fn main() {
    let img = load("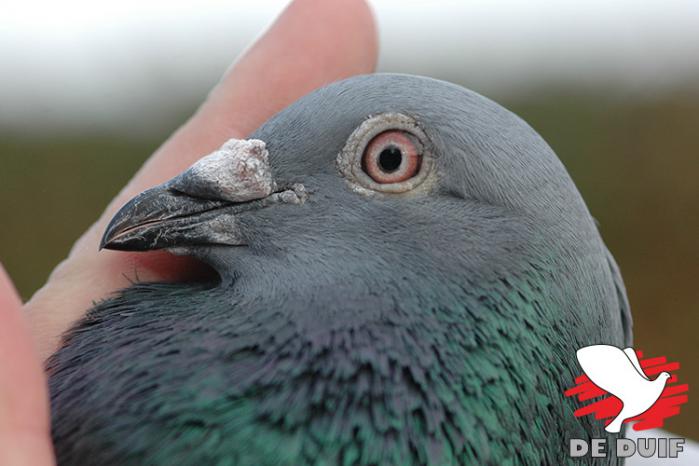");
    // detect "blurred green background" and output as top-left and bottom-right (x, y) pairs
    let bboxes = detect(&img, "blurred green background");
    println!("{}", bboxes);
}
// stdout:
(1, 0), (697, 442)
